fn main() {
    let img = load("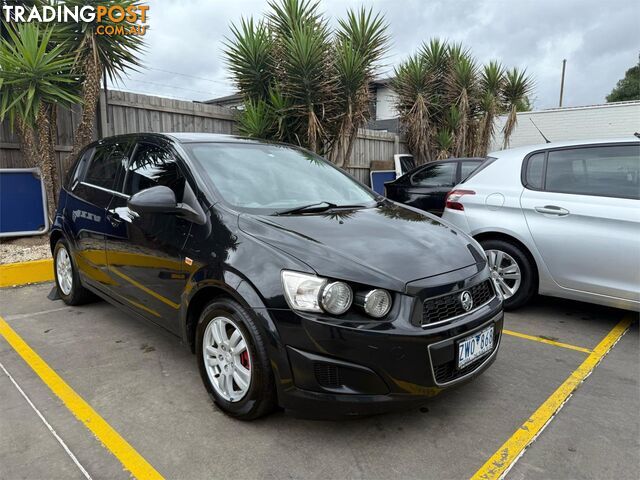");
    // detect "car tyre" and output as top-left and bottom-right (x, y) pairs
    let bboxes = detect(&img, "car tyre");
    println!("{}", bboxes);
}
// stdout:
(196, 297), (277, 420)
(53, 239), (95, 306)
(480, 239), (536, 310)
